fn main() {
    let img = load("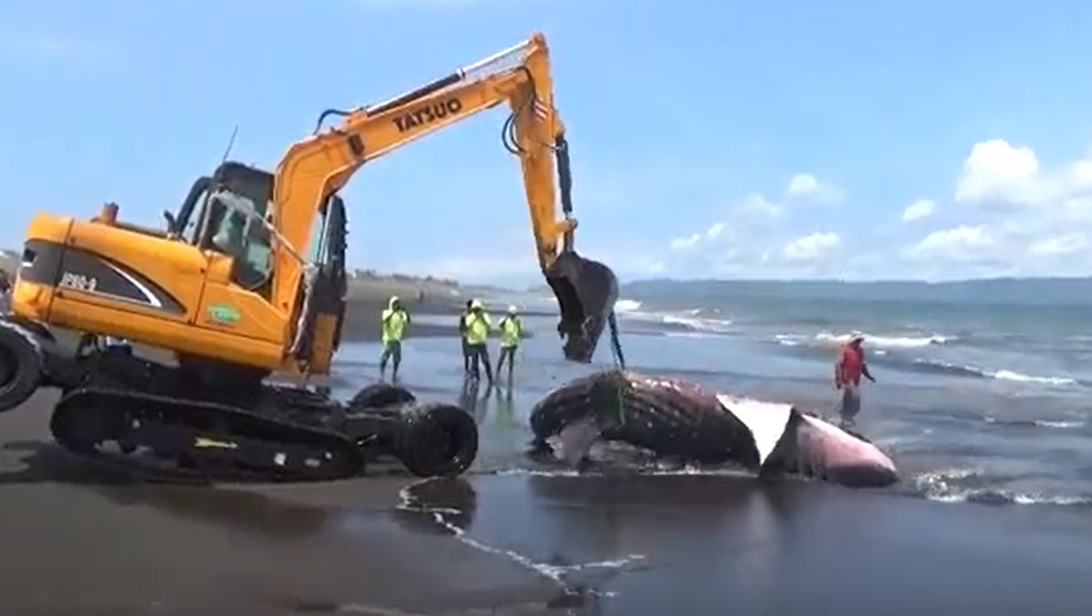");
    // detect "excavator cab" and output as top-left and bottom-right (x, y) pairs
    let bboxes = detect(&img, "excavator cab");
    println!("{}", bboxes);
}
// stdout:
(165, 162), (350, 372)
